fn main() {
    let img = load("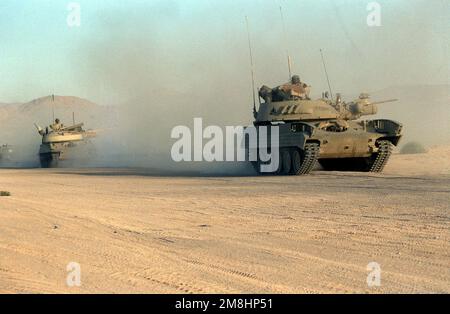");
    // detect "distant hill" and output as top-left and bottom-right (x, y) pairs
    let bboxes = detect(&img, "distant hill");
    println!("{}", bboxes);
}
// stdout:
(18, 95), (97, 113)
(0, 95), (114, 126)
(0, 96), (116, 162)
